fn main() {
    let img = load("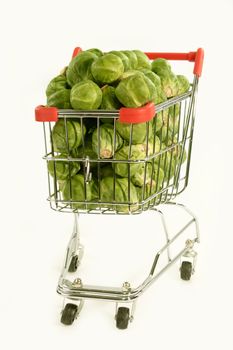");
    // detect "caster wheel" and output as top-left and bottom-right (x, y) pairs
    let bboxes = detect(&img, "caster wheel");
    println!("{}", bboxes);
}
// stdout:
(180, 261), (192, 281)
(61, 303), (78, 325)
(116, 307), (130, 330)
(68, 255), (79, 272)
